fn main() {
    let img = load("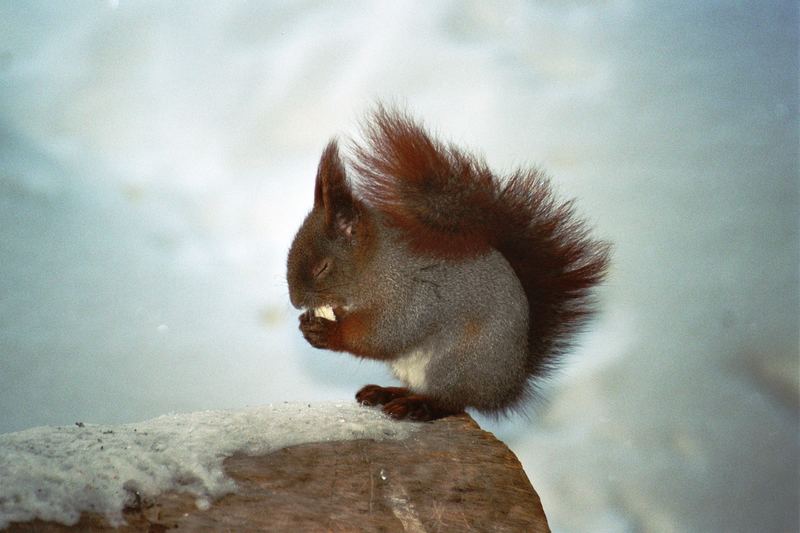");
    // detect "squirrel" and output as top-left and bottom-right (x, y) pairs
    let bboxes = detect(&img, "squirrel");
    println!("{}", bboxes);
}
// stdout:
(286, 106), (610, 421)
